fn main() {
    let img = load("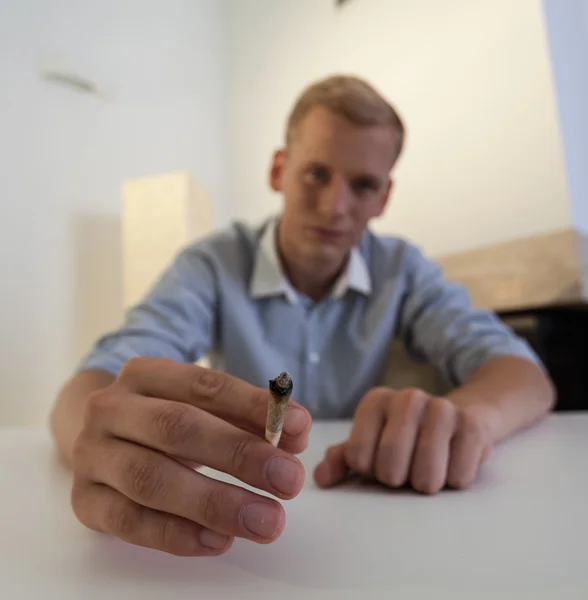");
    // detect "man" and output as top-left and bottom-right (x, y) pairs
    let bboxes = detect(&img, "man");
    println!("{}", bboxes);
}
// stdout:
(50, 75), (555, 558)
